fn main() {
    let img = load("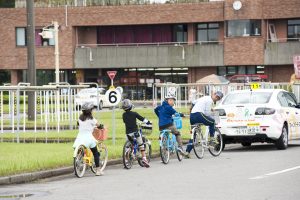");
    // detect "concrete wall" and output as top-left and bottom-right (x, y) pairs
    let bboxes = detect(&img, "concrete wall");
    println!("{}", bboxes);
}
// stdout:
(74, 44), (224, 69)
(264, 42), (300, 65)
